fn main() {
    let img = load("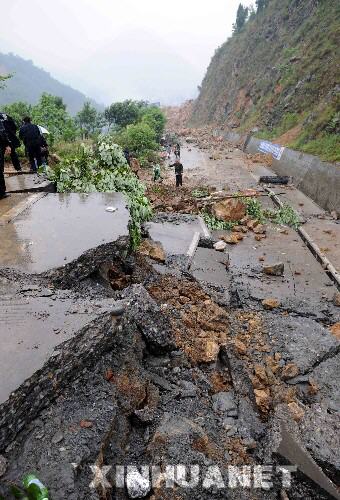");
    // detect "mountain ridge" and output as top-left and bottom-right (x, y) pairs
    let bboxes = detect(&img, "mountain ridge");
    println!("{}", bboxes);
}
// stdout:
(0, 52), (103, 115)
